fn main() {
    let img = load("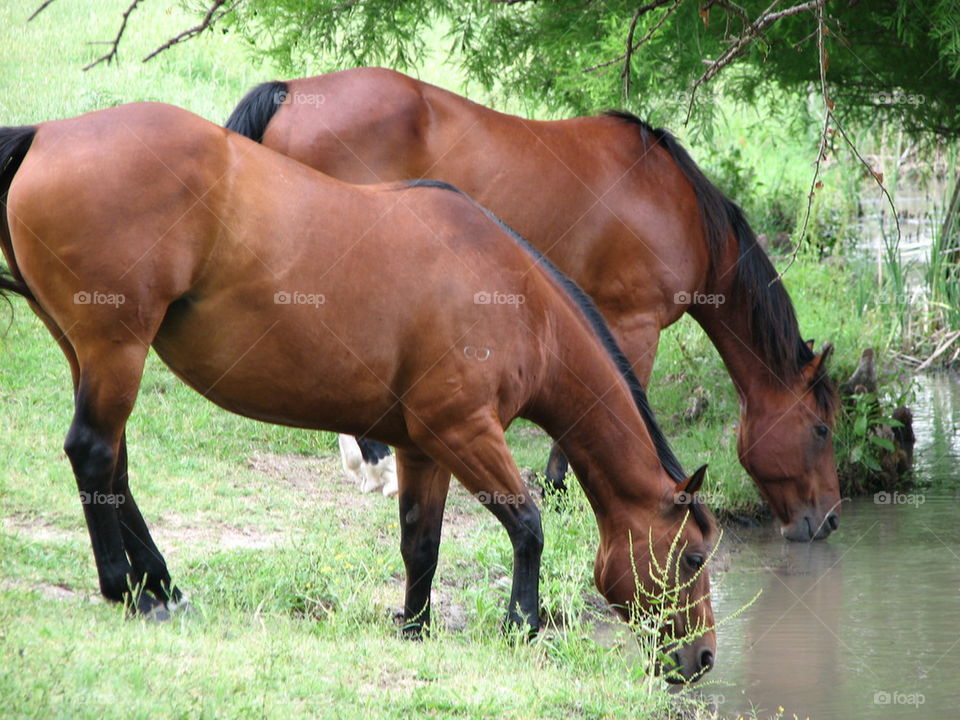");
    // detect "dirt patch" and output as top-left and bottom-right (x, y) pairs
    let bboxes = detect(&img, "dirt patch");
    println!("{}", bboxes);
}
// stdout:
(246, 451), (387, 510)
(150, 512), (288, 553)
(2, 514), (80, 545)
(0, 577), (83, 602)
